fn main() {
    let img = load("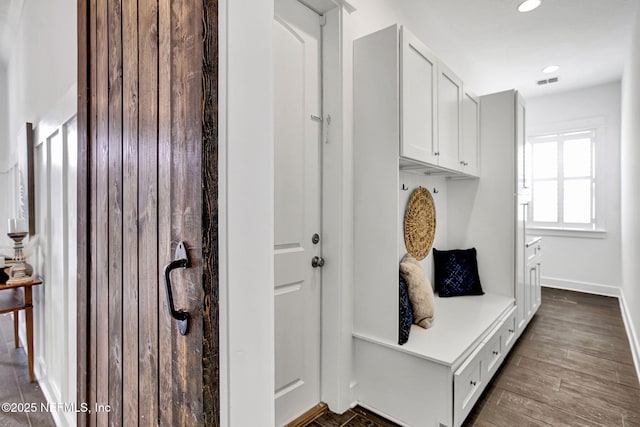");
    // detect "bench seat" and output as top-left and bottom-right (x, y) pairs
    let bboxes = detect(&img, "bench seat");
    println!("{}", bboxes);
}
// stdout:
(353, 292), (516, 427)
